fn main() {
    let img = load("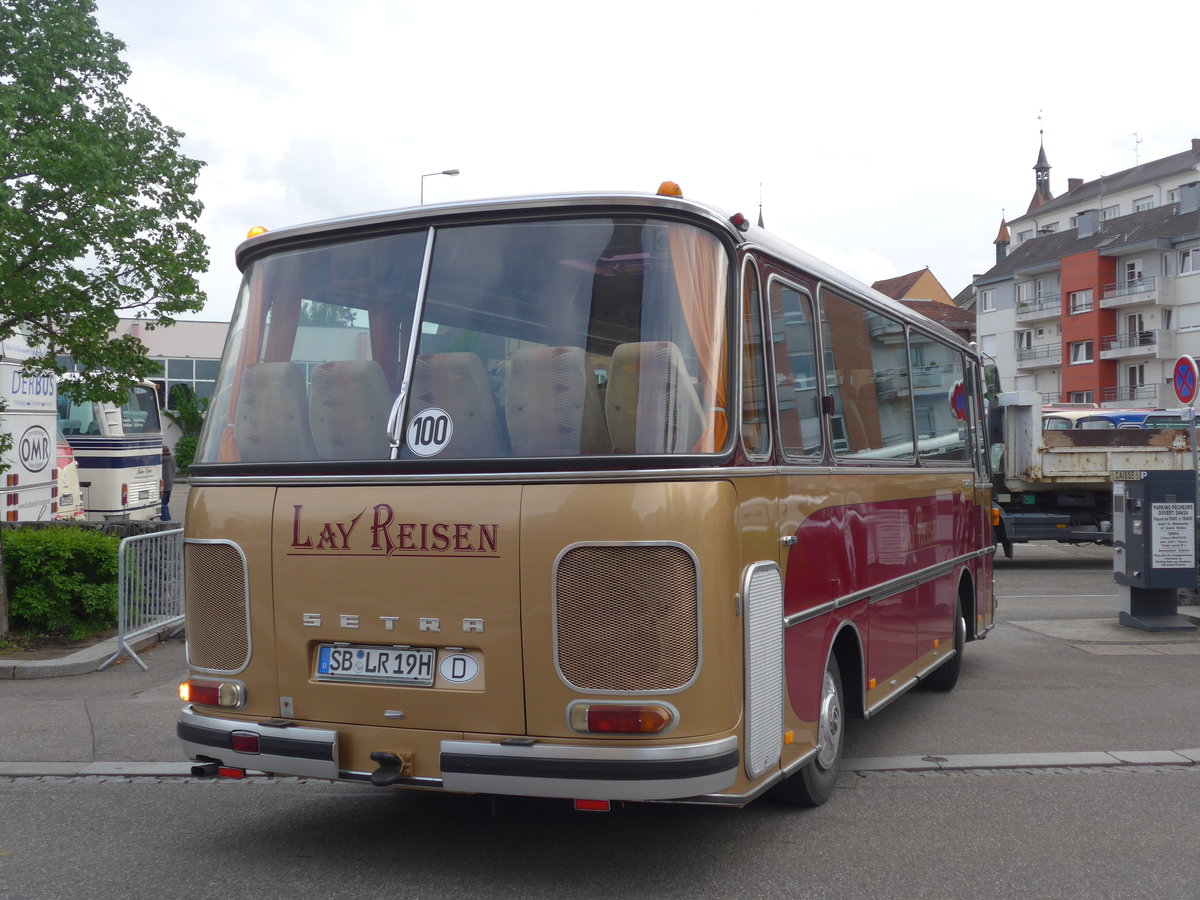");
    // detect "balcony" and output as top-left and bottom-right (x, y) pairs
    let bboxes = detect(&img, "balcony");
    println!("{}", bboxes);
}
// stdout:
(1015, 295), (1063, 323)
(1102, 384), (1162, 406)
(1100, 330), (1173, 360)
(1099, 276), (1174, 309)
(1016, 344), (1062, 370)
